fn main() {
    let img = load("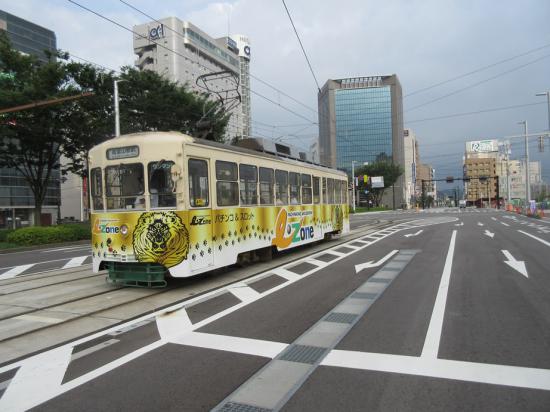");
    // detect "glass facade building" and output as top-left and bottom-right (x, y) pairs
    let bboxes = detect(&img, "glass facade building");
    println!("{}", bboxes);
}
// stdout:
(0, 10), (59, 227)
(335, 86), (393, 172)
(318, 75), (404, 207)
